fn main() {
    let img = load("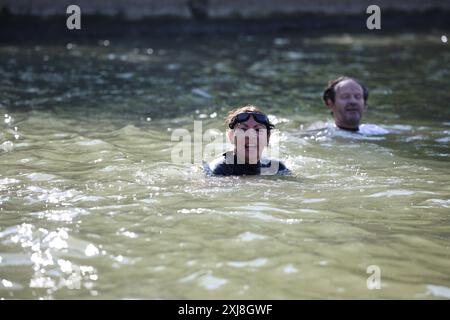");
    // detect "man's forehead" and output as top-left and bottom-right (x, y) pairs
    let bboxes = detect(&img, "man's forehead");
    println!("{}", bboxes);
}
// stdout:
(335, 79), (363, 93)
